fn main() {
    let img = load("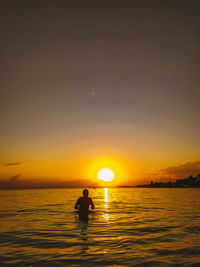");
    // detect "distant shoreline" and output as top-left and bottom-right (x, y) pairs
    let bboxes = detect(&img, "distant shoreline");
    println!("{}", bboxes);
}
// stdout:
(136, 174), (200, 188)
(1, 174), (200, 190)
(0, 186), (200, 190)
